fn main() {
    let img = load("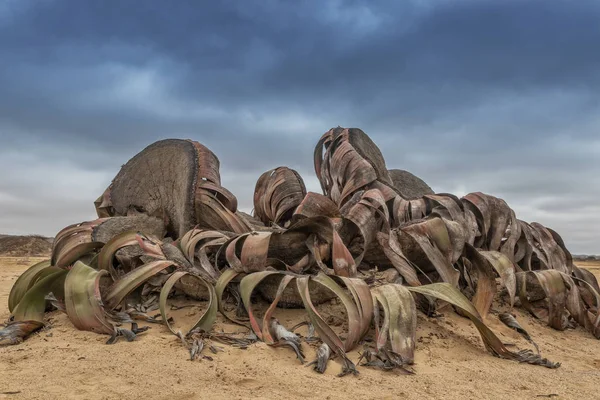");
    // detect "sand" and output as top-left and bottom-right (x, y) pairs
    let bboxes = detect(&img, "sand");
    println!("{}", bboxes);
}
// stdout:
(2, 256), (600, 400)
